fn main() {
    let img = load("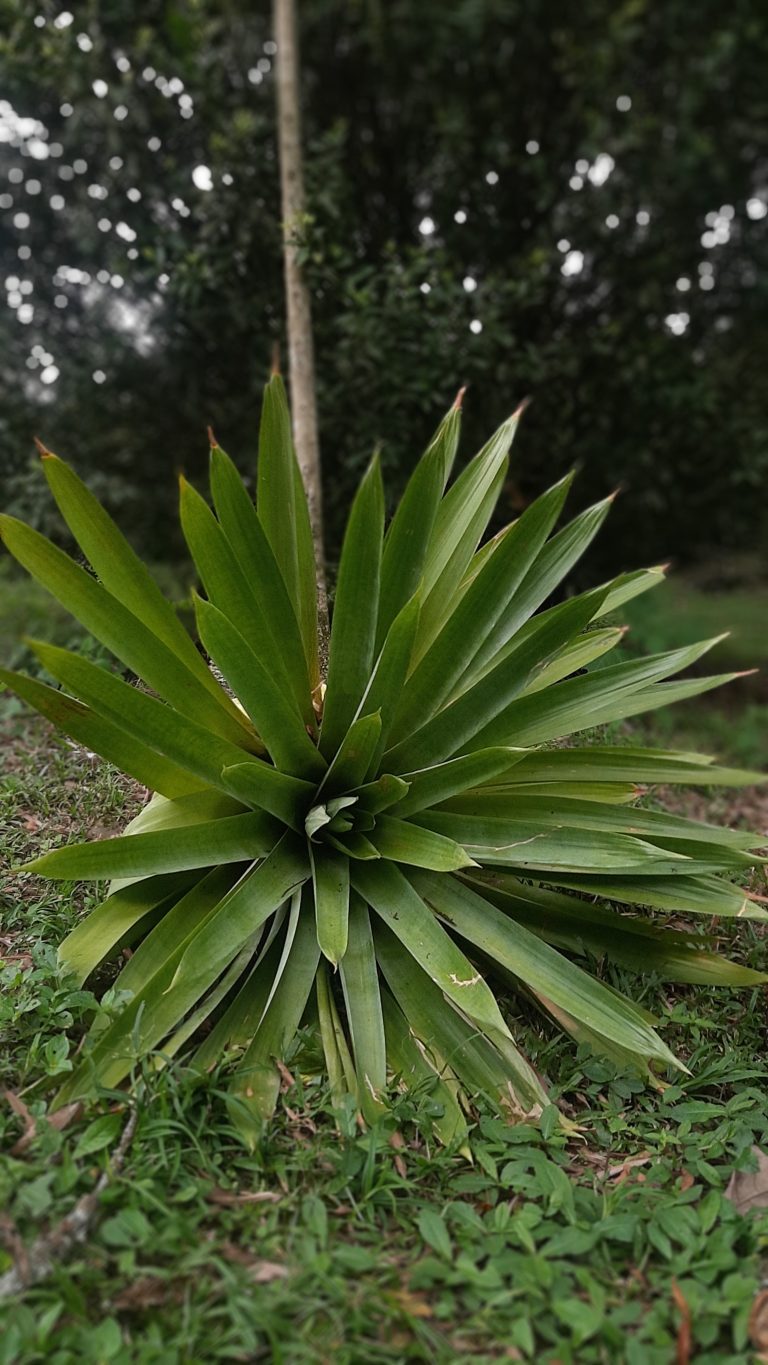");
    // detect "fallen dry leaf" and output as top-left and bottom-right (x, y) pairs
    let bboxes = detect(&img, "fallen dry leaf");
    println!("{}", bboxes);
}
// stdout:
(607, 1151), (652, 1182)
(248, 1260), (289, 1283)
(5, 1091), (37, 1153)
(749, 1290), (768, 1354)
(724, 1147), (768, 1215)
(206, 1188), (281, 1207)
(113, 1276), (183, 1311)
(672, 1279), (692, 1365)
